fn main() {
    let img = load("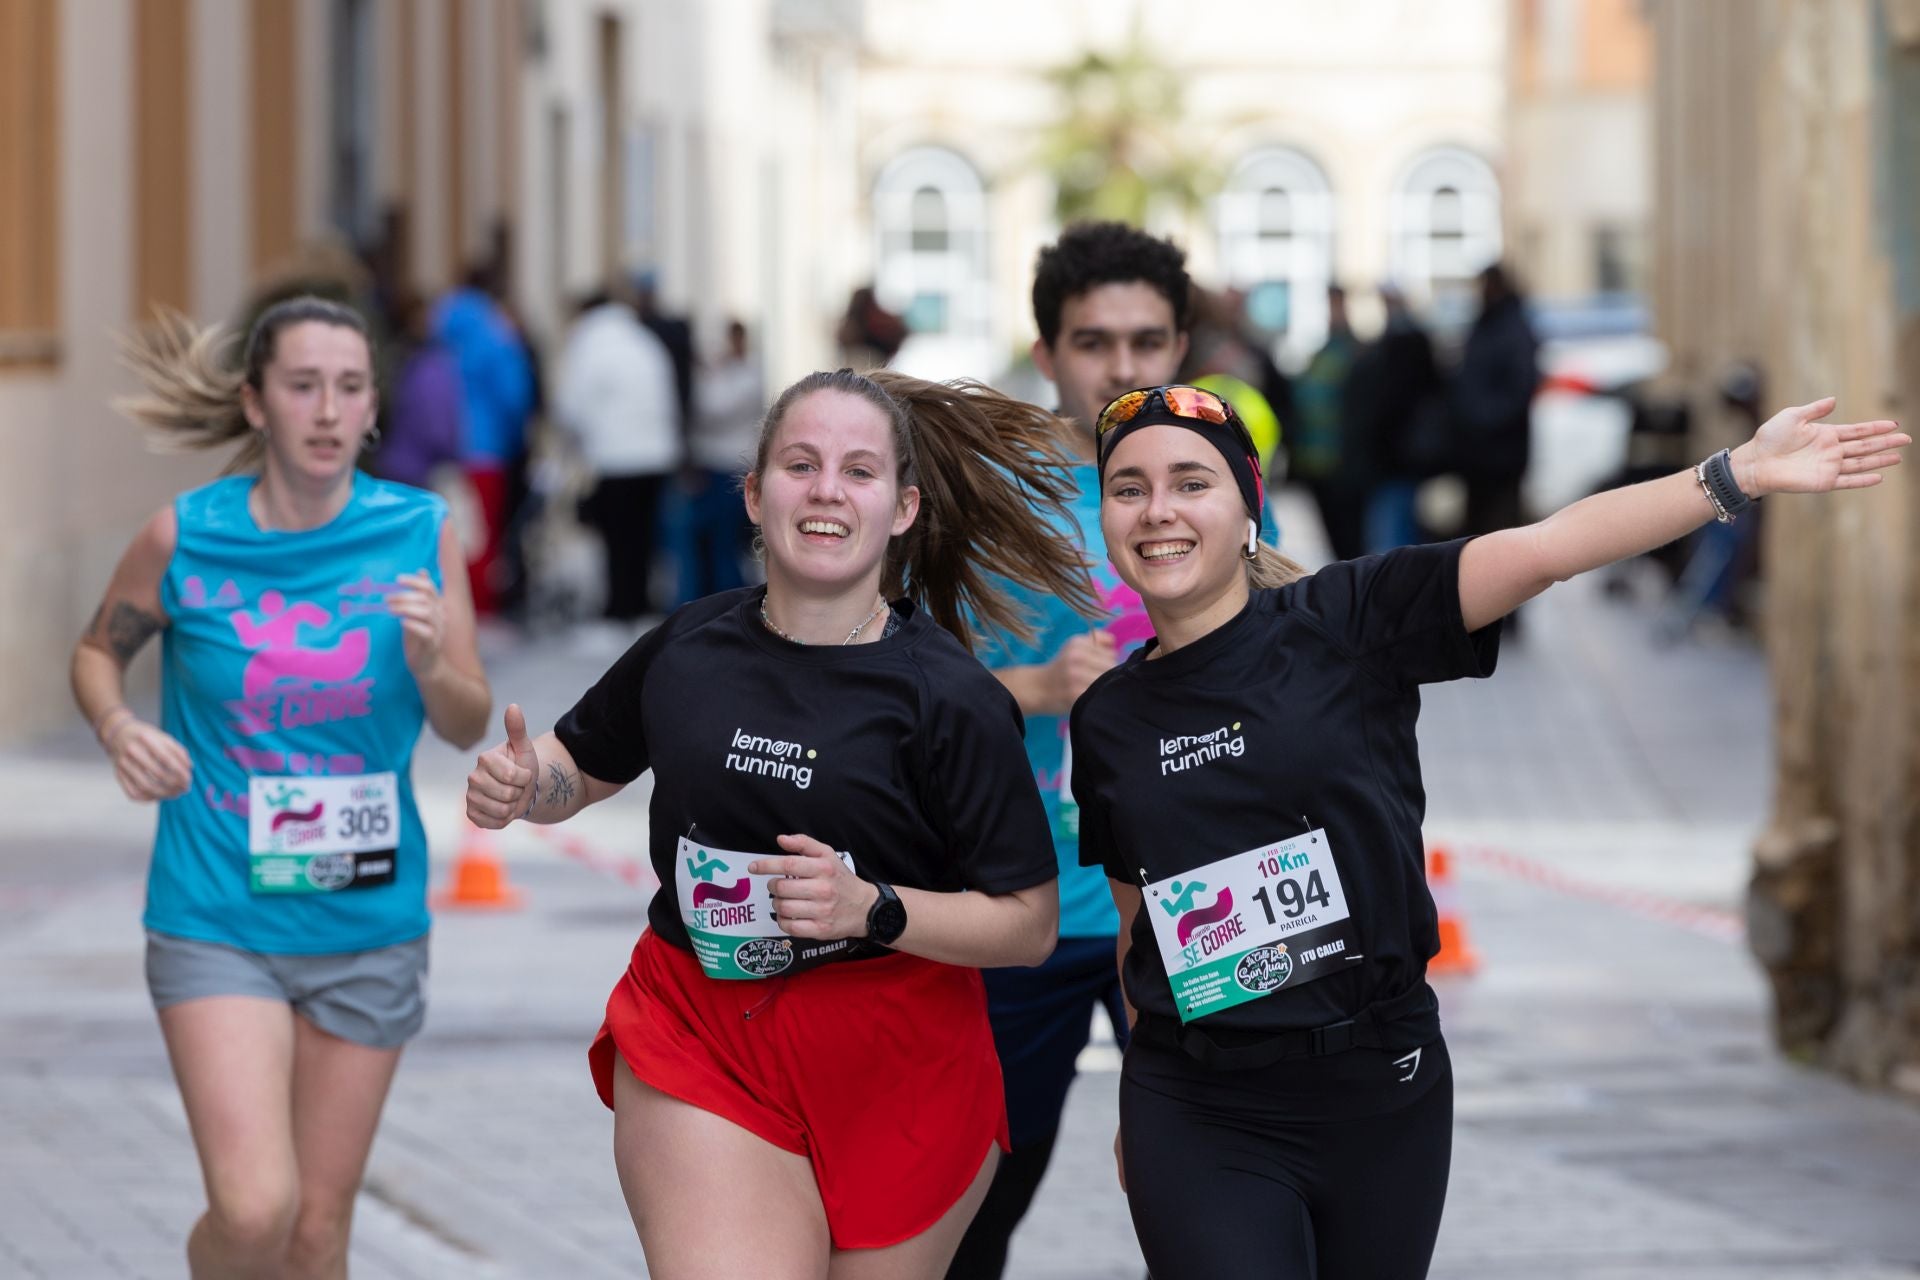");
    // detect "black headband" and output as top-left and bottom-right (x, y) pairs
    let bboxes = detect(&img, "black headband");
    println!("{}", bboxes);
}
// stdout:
(1095, 390), (1266, 537)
